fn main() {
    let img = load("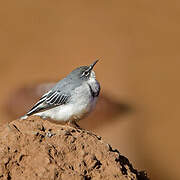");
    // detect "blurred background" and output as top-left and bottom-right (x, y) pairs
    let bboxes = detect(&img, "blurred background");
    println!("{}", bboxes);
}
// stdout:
(0, 0), (180, 179)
